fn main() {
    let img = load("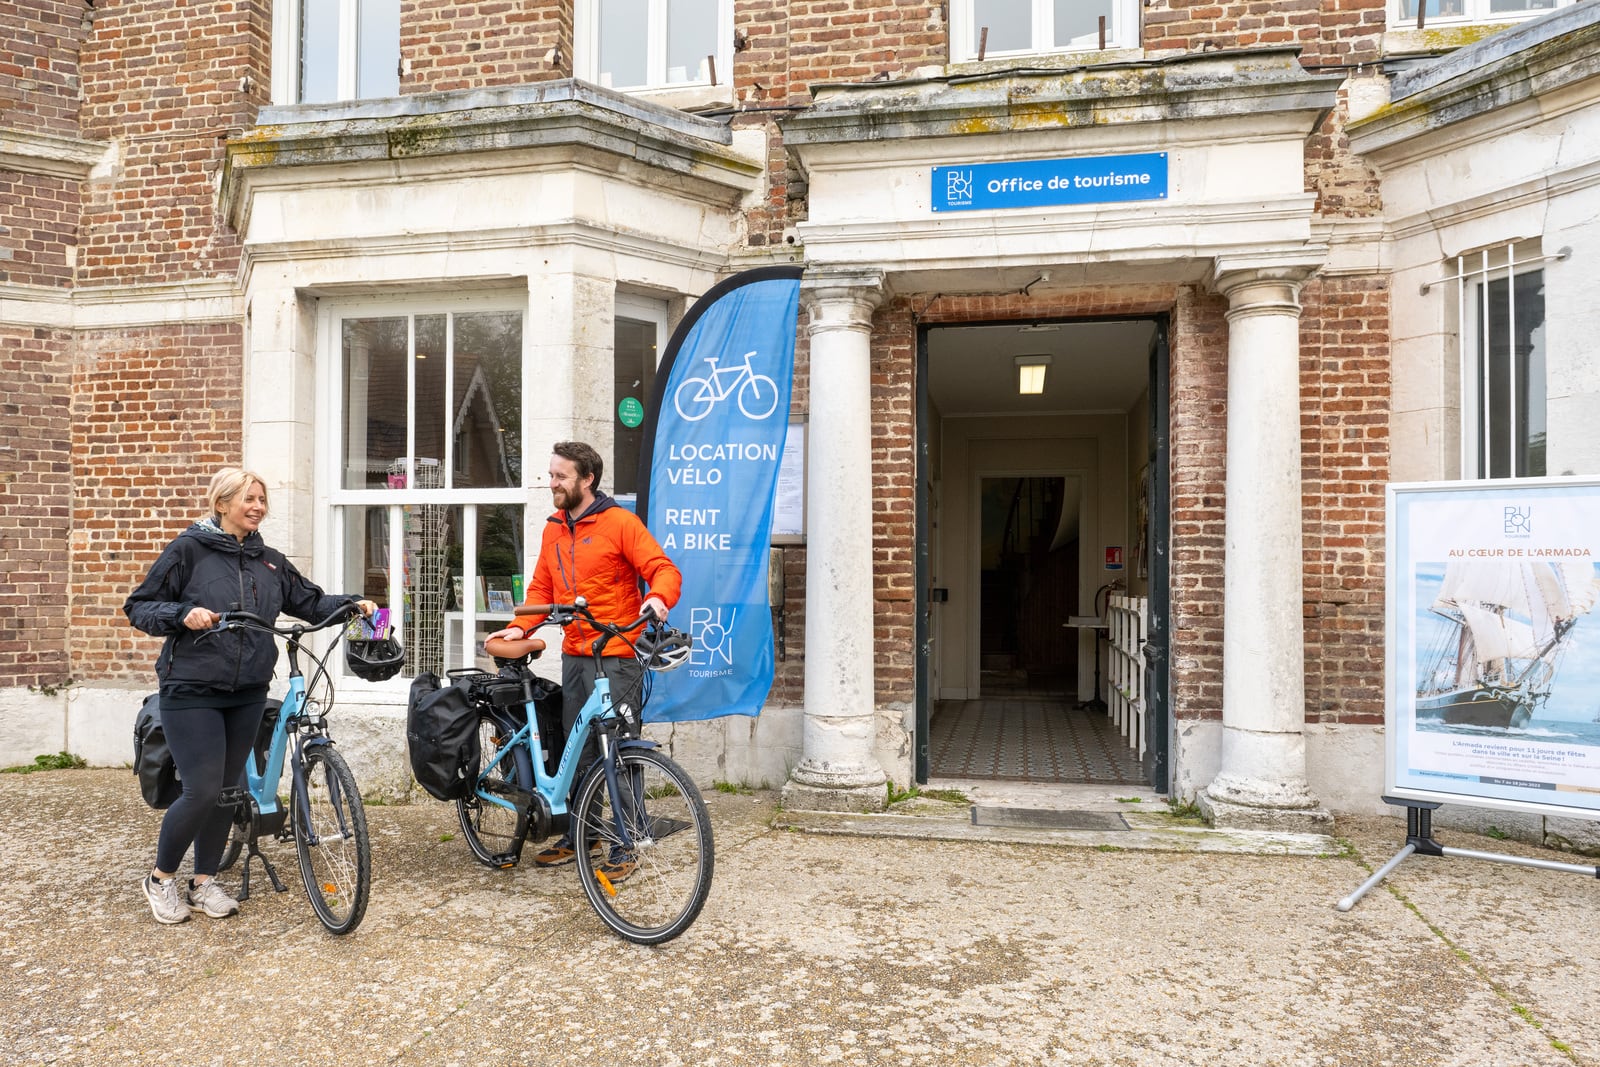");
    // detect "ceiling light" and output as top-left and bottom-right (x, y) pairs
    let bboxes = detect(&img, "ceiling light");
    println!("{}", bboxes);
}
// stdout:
(1015, 354), (1051, 395)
